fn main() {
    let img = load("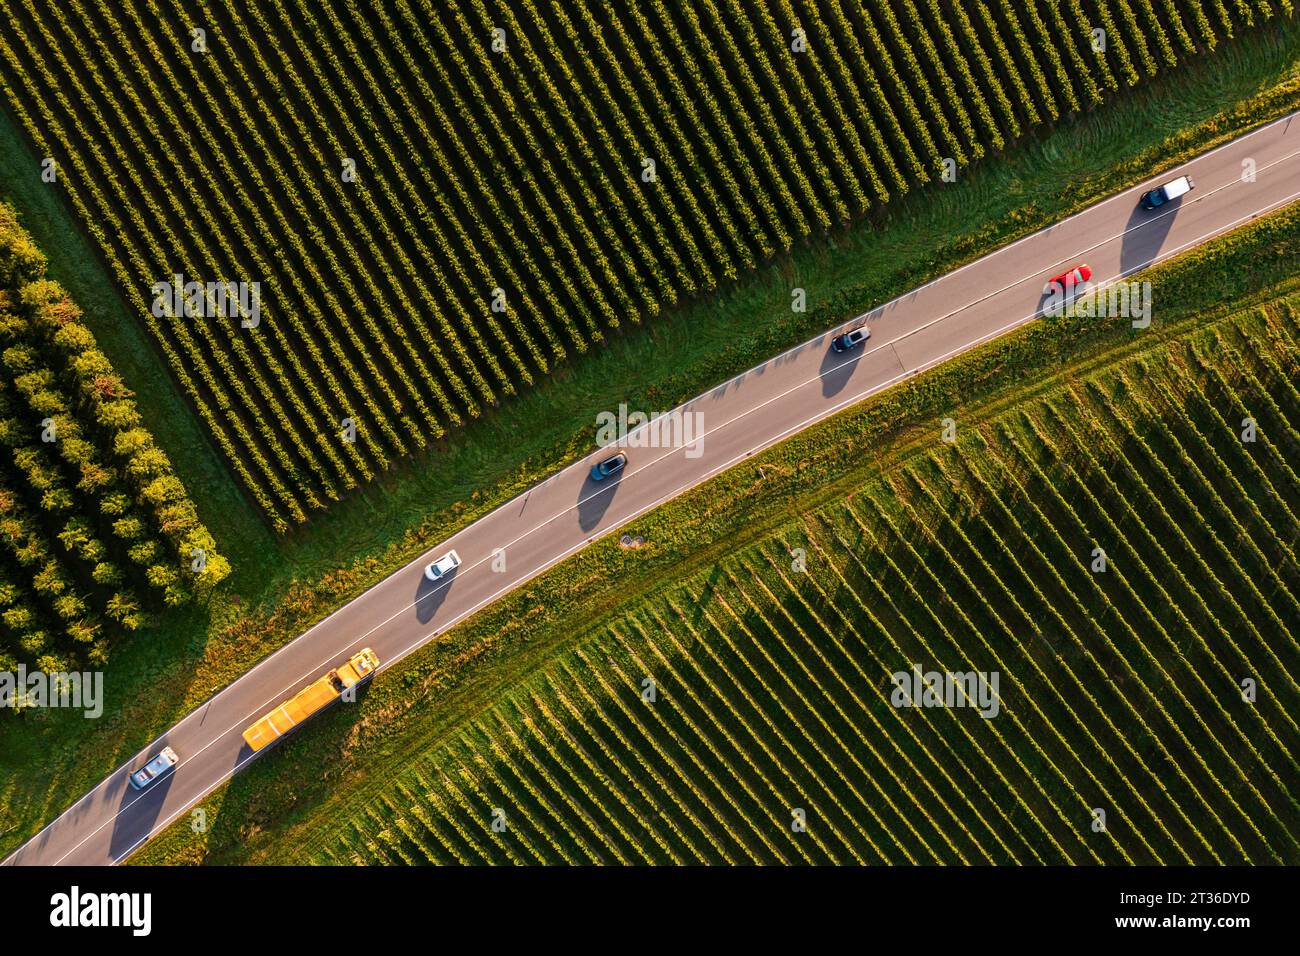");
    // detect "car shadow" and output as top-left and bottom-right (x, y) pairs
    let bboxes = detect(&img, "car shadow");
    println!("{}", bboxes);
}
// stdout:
(820, 338), (862, 397)
(414, 565), (456, 624)
(1120, 197), (1181, 276)
(1037, 280), (1085, 319)
(109, 760), (174, 861)
(578, 473), (620, 532)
